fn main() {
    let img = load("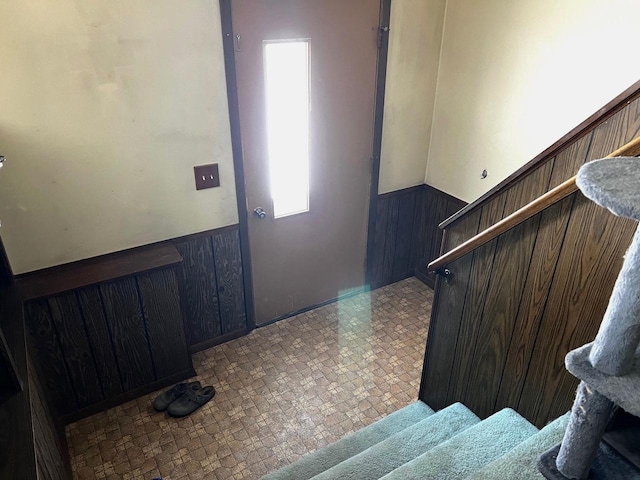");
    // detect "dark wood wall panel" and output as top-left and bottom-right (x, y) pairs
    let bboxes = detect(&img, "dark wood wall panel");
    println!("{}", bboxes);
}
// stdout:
(1, 290), (39, 479)
(24, 263), (195, 423)
(22, 225), (247, 423)
(421, 86), (640, 427)
(48, 293), (104, 408)
(418, 187), (468, 285)
(100, 278), (156, 391)
(173, 226), (248, 349)
(392, 192), (417, 281)
(213, 229), (247, 335)
(24, 301), (78, 415)
(76, 287), (123, 399)
(369, 185), (466, 290)
(370, 195), (395, 287)
(494, 197), (574, 410)
(419, 210), (481, 408)
(446, 194), (507, 403)
(518, 196), (636, 425)
(462, 162), (553, 417)
(137, 269), (191, 379)
(29, 358), (70, 480)
(174, 237), (222, 344)
(1, 276), (71, 479)
(381, 197), (400, 284)
(586, 96), (640, 161)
